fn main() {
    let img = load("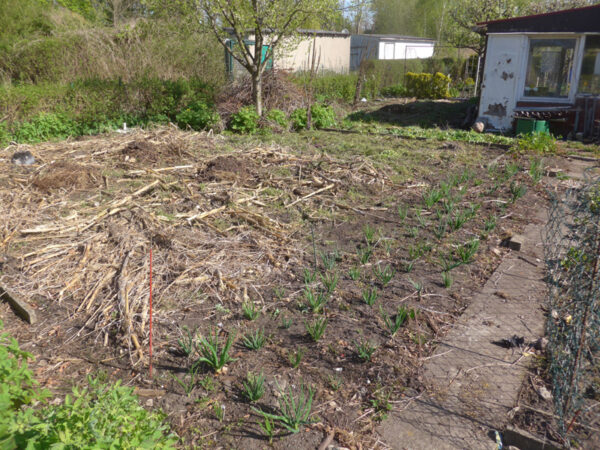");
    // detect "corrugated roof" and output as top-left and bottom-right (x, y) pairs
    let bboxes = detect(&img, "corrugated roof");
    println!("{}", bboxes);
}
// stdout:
(476, 4), (600, 34)
(223, 27), (350, 37)
(479, 4), (600, 26)
(358, 34), (435, 42)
